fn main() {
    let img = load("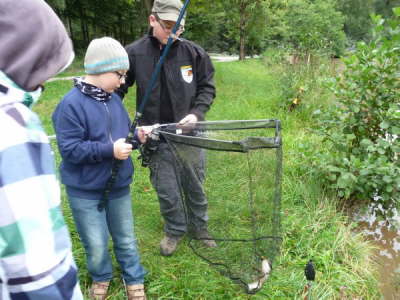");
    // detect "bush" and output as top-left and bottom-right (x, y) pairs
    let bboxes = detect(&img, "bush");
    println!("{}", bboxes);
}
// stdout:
(314, 9), (400, 211)
(283, 0), (346, 57)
